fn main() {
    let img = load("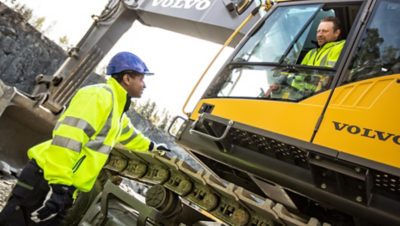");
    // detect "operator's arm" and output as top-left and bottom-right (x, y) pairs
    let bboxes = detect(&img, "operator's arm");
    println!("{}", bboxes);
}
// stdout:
(301, 49), (314, 66)
(118, 114), (151, 152)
